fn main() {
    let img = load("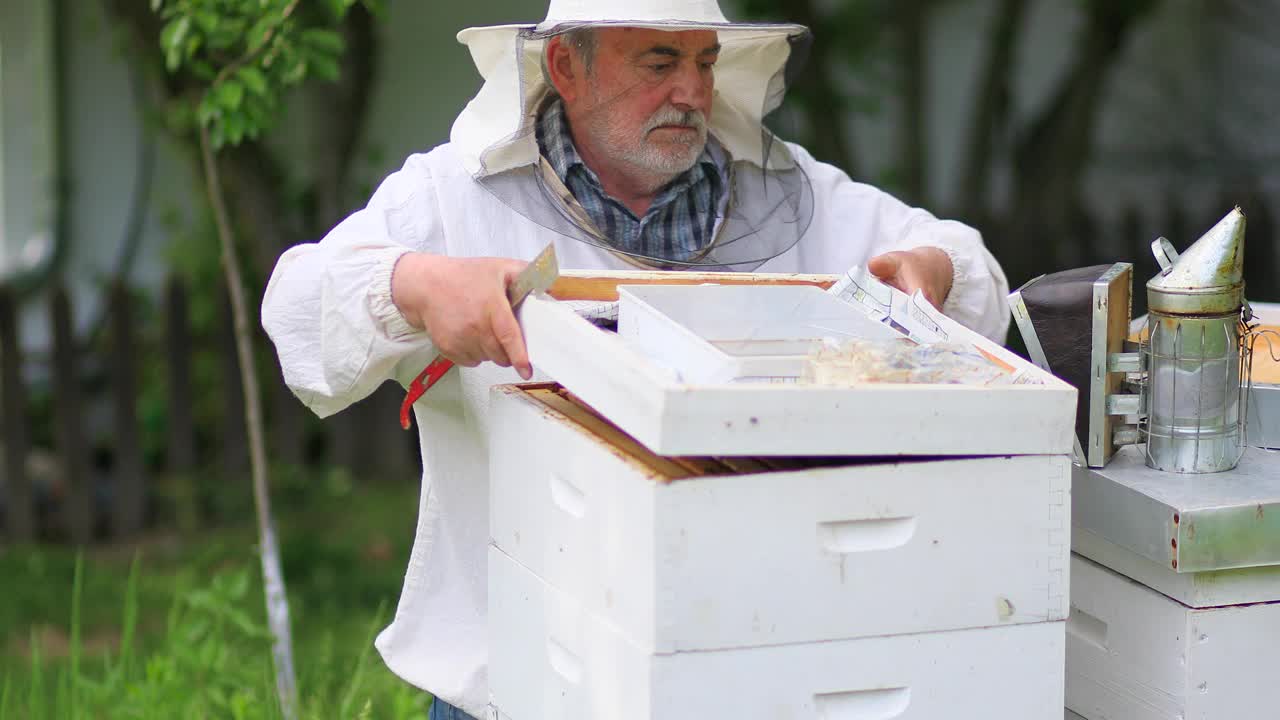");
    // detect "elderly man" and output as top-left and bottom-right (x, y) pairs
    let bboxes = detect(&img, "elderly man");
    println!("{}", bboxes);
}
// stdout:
(262, 2), (1009, 718)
